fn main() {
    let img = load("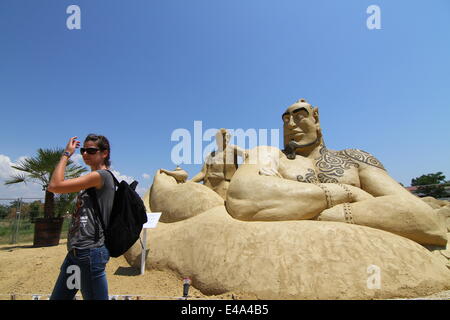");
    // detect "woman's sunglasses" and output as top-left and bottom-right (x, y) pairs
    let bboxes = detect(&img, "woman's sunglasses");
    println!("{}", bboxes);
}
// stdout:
(80, 147), (100, 155)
